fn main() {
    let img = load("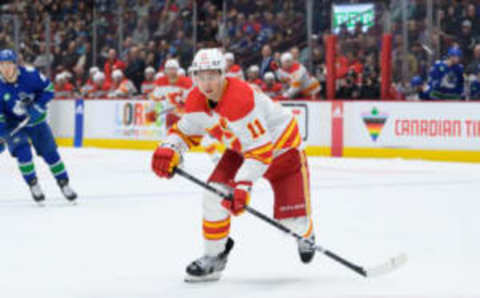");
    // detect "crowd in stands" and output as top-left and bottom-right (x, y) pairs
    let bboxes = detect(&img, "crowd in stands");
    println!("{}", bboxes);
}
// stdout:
(1, 0), (480, 100)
